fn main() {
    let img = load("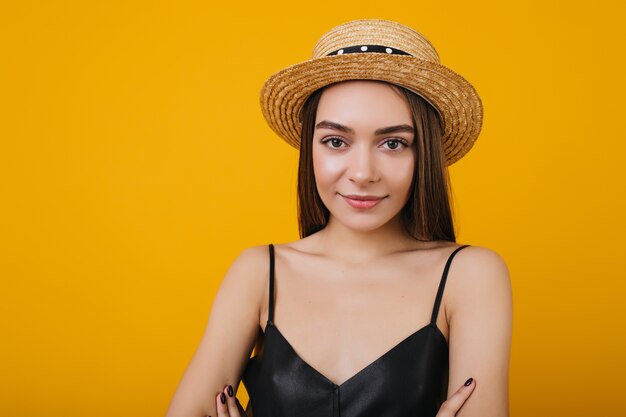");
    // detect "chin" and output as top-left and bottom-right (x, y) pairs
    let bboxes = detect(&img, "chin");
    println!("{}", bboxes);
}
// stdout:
(332, 210), (399, 233)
